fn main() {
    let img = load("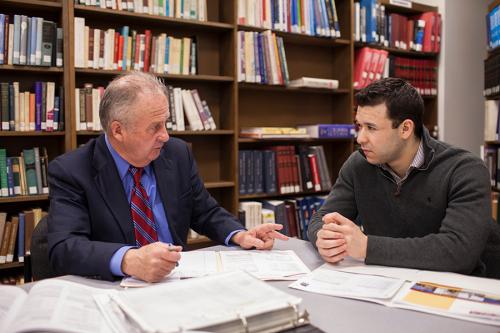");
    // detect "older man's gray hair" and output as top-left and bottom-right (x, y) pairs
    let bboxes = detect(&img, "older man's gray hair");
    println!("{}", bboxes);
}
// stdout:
(99, 71), (168, 133)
